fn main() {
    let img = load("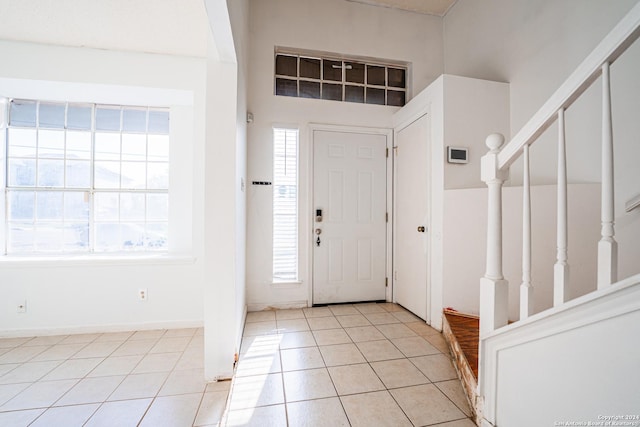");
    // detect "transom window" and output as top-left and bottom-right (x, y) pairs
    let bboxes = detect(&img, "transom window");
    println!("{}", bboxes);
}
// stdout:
(274, 50), (407, 107)
(5, 99), (170, 254)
